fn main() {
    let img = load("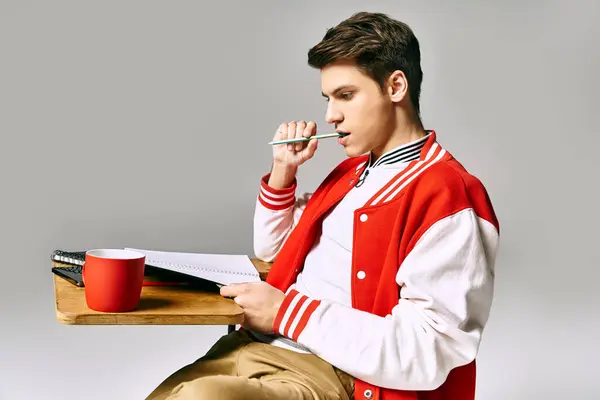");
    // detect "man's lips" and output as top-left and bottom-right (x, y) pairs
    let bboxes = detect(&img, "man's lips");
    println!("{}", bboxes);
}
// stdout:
(338, 133), (350, 145)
